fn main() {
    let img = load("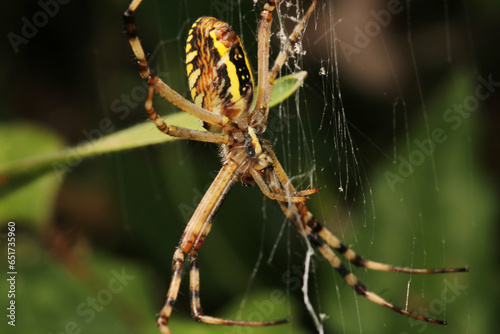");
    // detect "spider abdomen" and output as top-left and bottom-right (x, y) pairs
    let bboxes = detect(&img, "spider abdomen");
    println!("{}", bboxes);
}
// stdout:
(186, 17), (254, 131)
